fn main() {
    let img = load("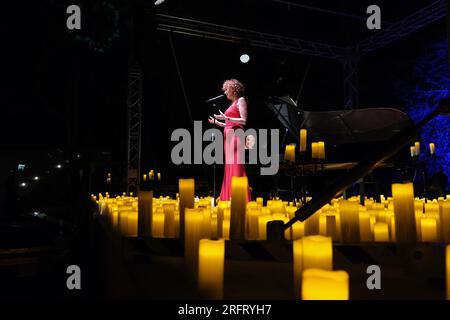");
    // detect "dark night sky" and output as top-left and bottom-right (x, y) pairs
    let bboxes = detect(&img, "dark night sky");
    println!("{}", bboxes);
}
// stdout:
(1, 0), (448, 189)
